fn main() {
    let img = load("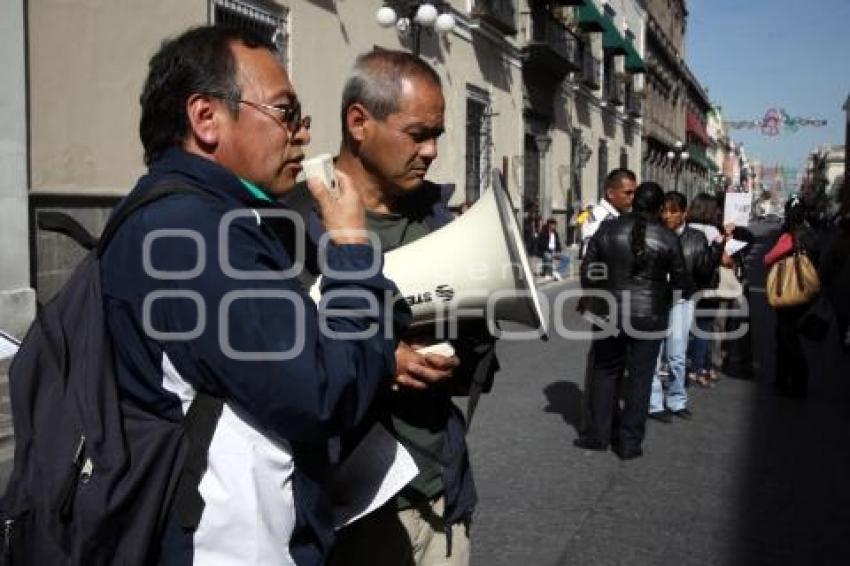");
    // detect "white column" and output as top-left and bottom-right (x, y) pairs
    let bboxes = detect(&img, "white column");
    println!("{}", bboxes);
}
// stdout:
(0, 0), (35, 338)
